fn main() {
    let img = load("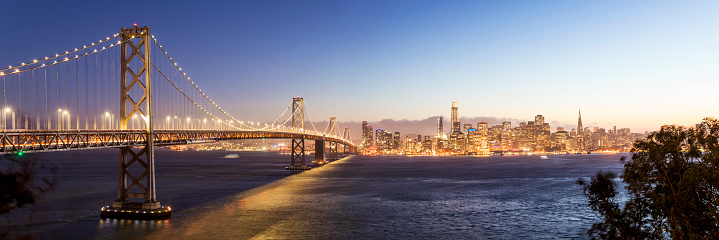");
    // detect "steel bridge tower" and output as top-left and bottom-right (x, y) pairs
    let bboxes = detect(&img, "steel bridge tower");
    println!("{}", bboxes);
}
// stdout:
(287, 97), (311, 170)
(342, 127), (351, 155)
(327, 117), (339, 160)
(102, 25), (170, 219)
